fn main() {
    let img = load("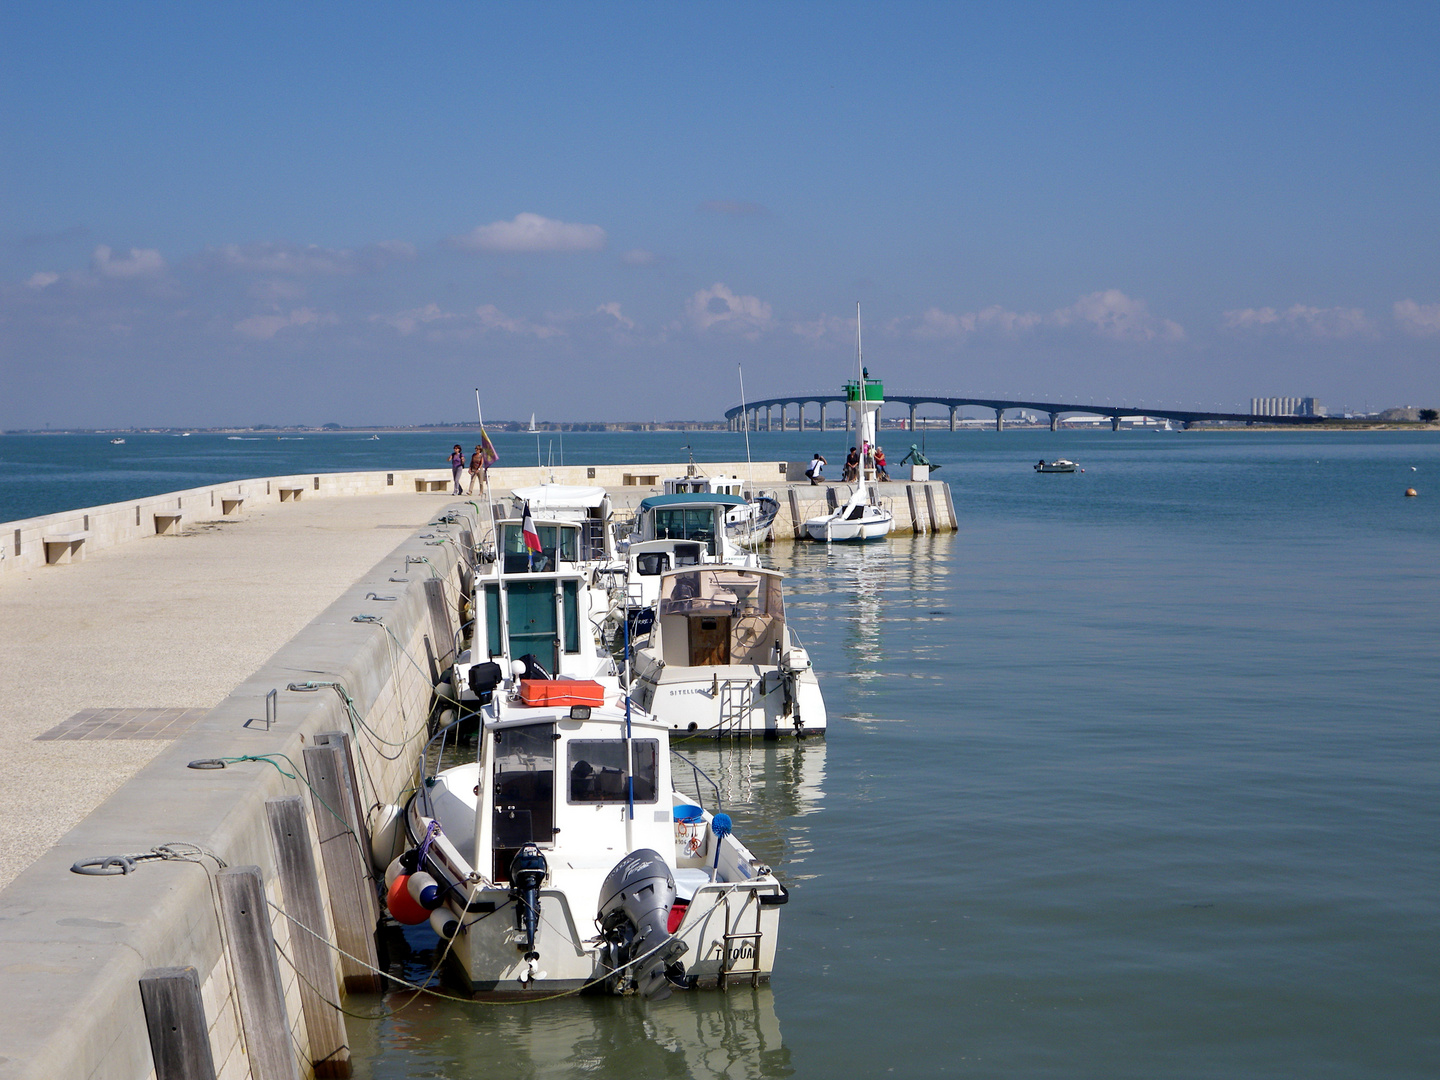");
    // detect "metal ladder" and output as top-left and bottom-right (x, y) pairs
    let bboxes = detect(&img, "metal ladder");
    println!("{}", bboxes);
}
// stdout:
(719, 890), (765, 988)
(716, 680), (750, 737)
